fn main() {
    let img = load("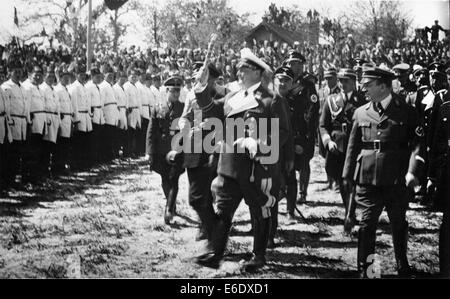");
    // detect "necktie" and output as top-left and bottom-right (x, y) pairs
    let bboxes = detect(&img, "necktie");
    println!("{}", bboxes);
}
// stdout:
(377, 103), (384, 116)
(244, 90), (249, 97)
